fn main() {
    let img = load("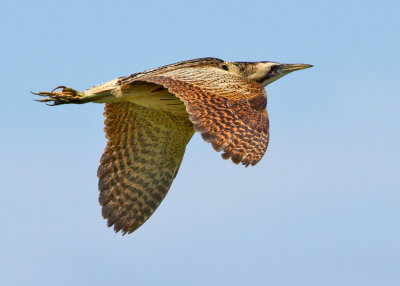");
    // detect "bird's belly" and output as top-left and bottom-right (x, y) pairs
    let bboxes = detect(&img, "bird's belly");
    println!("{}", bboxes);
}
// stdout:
(121, 84), (187, 115)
